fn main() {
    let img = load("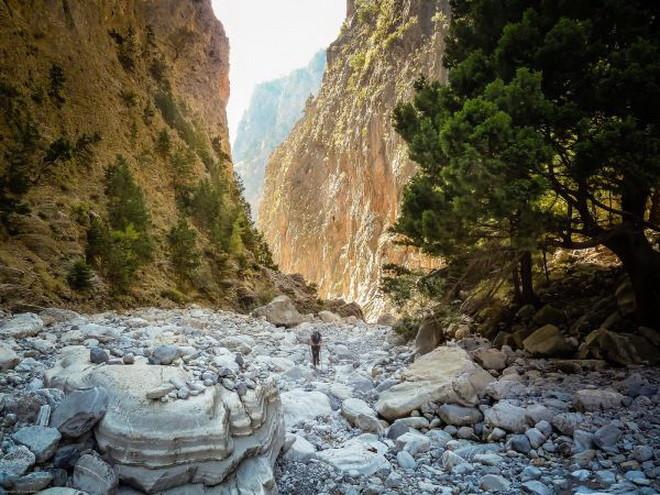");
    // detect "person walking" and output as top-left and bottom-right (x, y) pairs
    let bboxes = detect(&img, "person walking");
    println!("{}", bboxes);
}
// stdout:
(310, 330), (322, 368)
